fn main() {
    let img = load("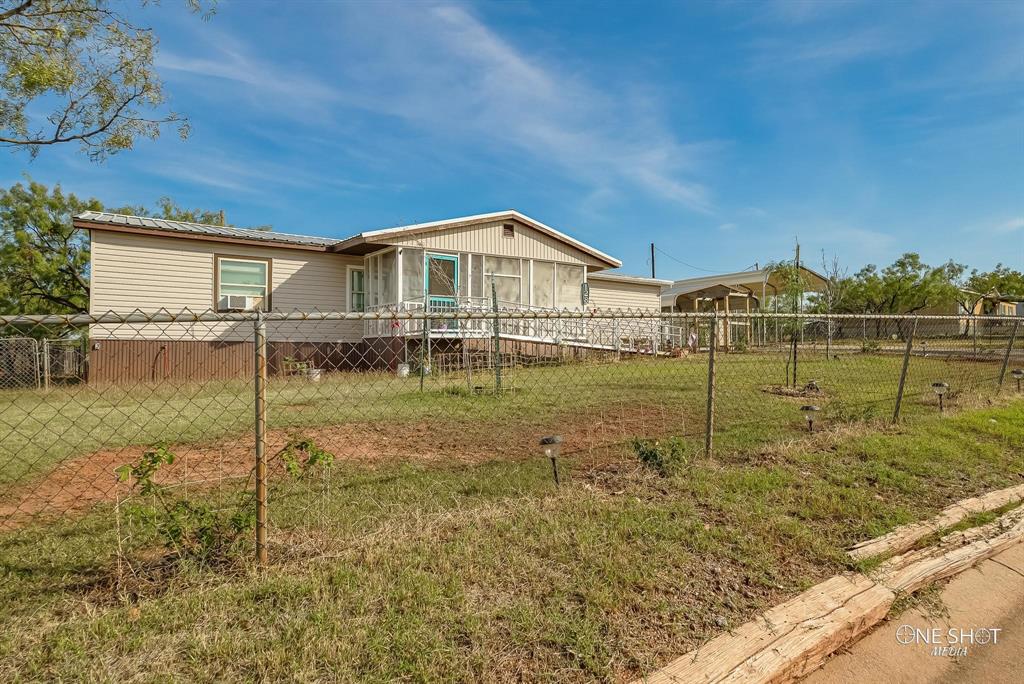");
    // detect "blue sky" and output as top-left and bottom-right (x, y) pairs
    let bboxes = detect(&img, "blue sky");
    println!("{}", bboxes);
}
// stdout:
(2, 0), (1021, 279)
